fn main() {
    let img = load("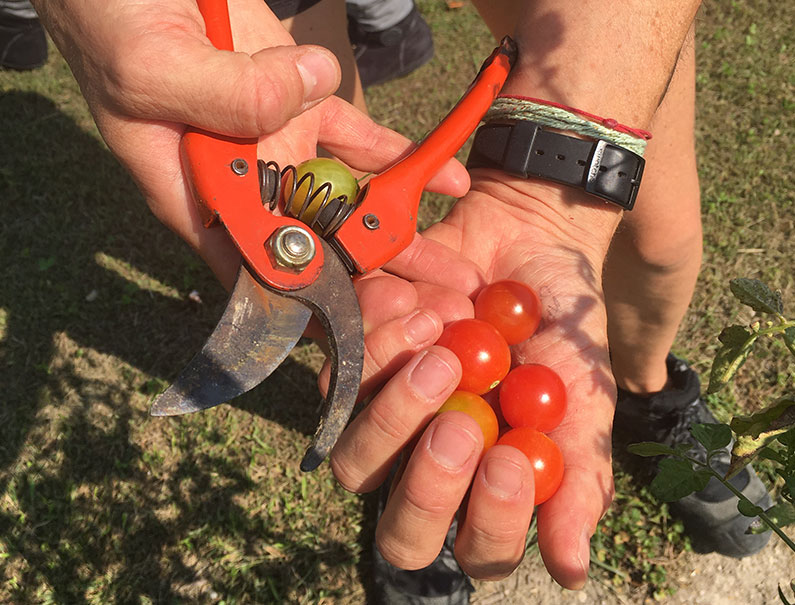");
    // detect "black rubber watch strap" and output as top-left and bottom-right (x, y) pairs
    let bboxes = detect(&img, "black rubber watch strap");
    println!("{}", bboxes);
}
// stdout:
(466, 120), (645, 210)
